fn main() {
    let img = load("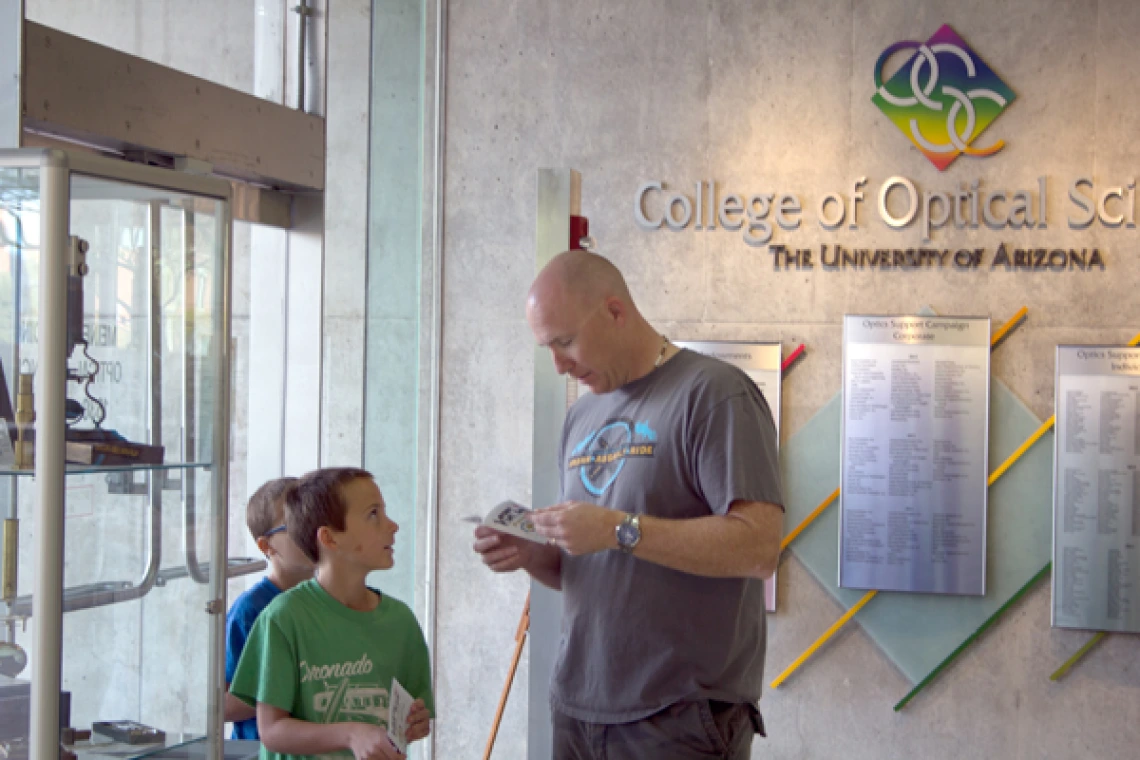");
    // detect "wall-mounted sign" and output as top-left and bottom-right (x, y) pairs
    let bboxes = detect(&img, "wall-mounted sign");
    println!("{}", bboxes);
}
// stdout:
(634, 177), (1130, 250)
(675, 340), (782, 612)
(873, 24), (1015, 171)
(840, 315), (991, 595)
(633, 22), (1132, 262)
(1052, 346), (1140, 633)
